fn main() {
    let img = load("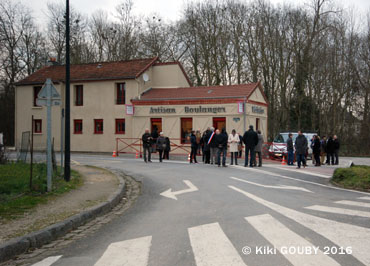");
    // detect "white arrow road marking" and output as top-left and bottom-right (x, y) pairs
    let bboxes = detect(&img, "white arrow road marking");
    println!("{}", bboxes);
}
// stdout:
(334, 200), (370, 208)
(32, 256), (62, 266)
(359, 196), (370, 201)
(188, 222), (247, 266)
(246, 214), (340, 266)
(230, 176), (312, 193)
(94, 236), (152, 266)
(305, 205), (370, 218)
(160, 180), (198, 200)
(229, 185), (370, 266)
